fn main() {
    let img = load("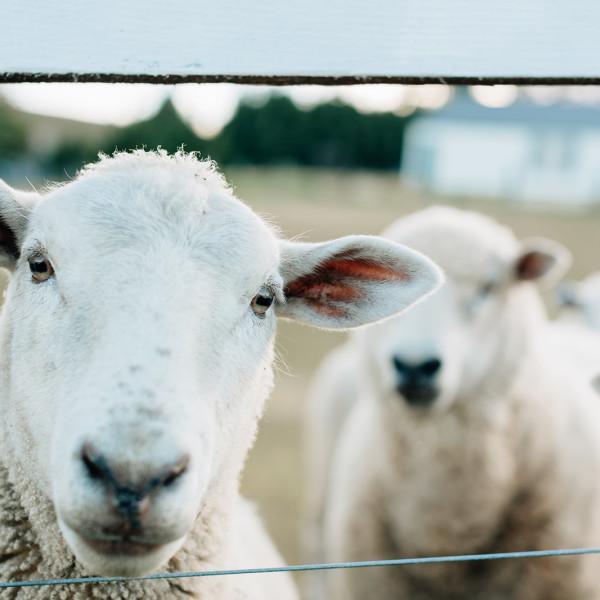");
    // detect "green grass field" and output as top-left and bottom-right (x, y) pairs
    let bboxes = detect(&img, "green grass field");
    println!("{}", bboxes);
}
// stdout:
(226, 166), (600, 571)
